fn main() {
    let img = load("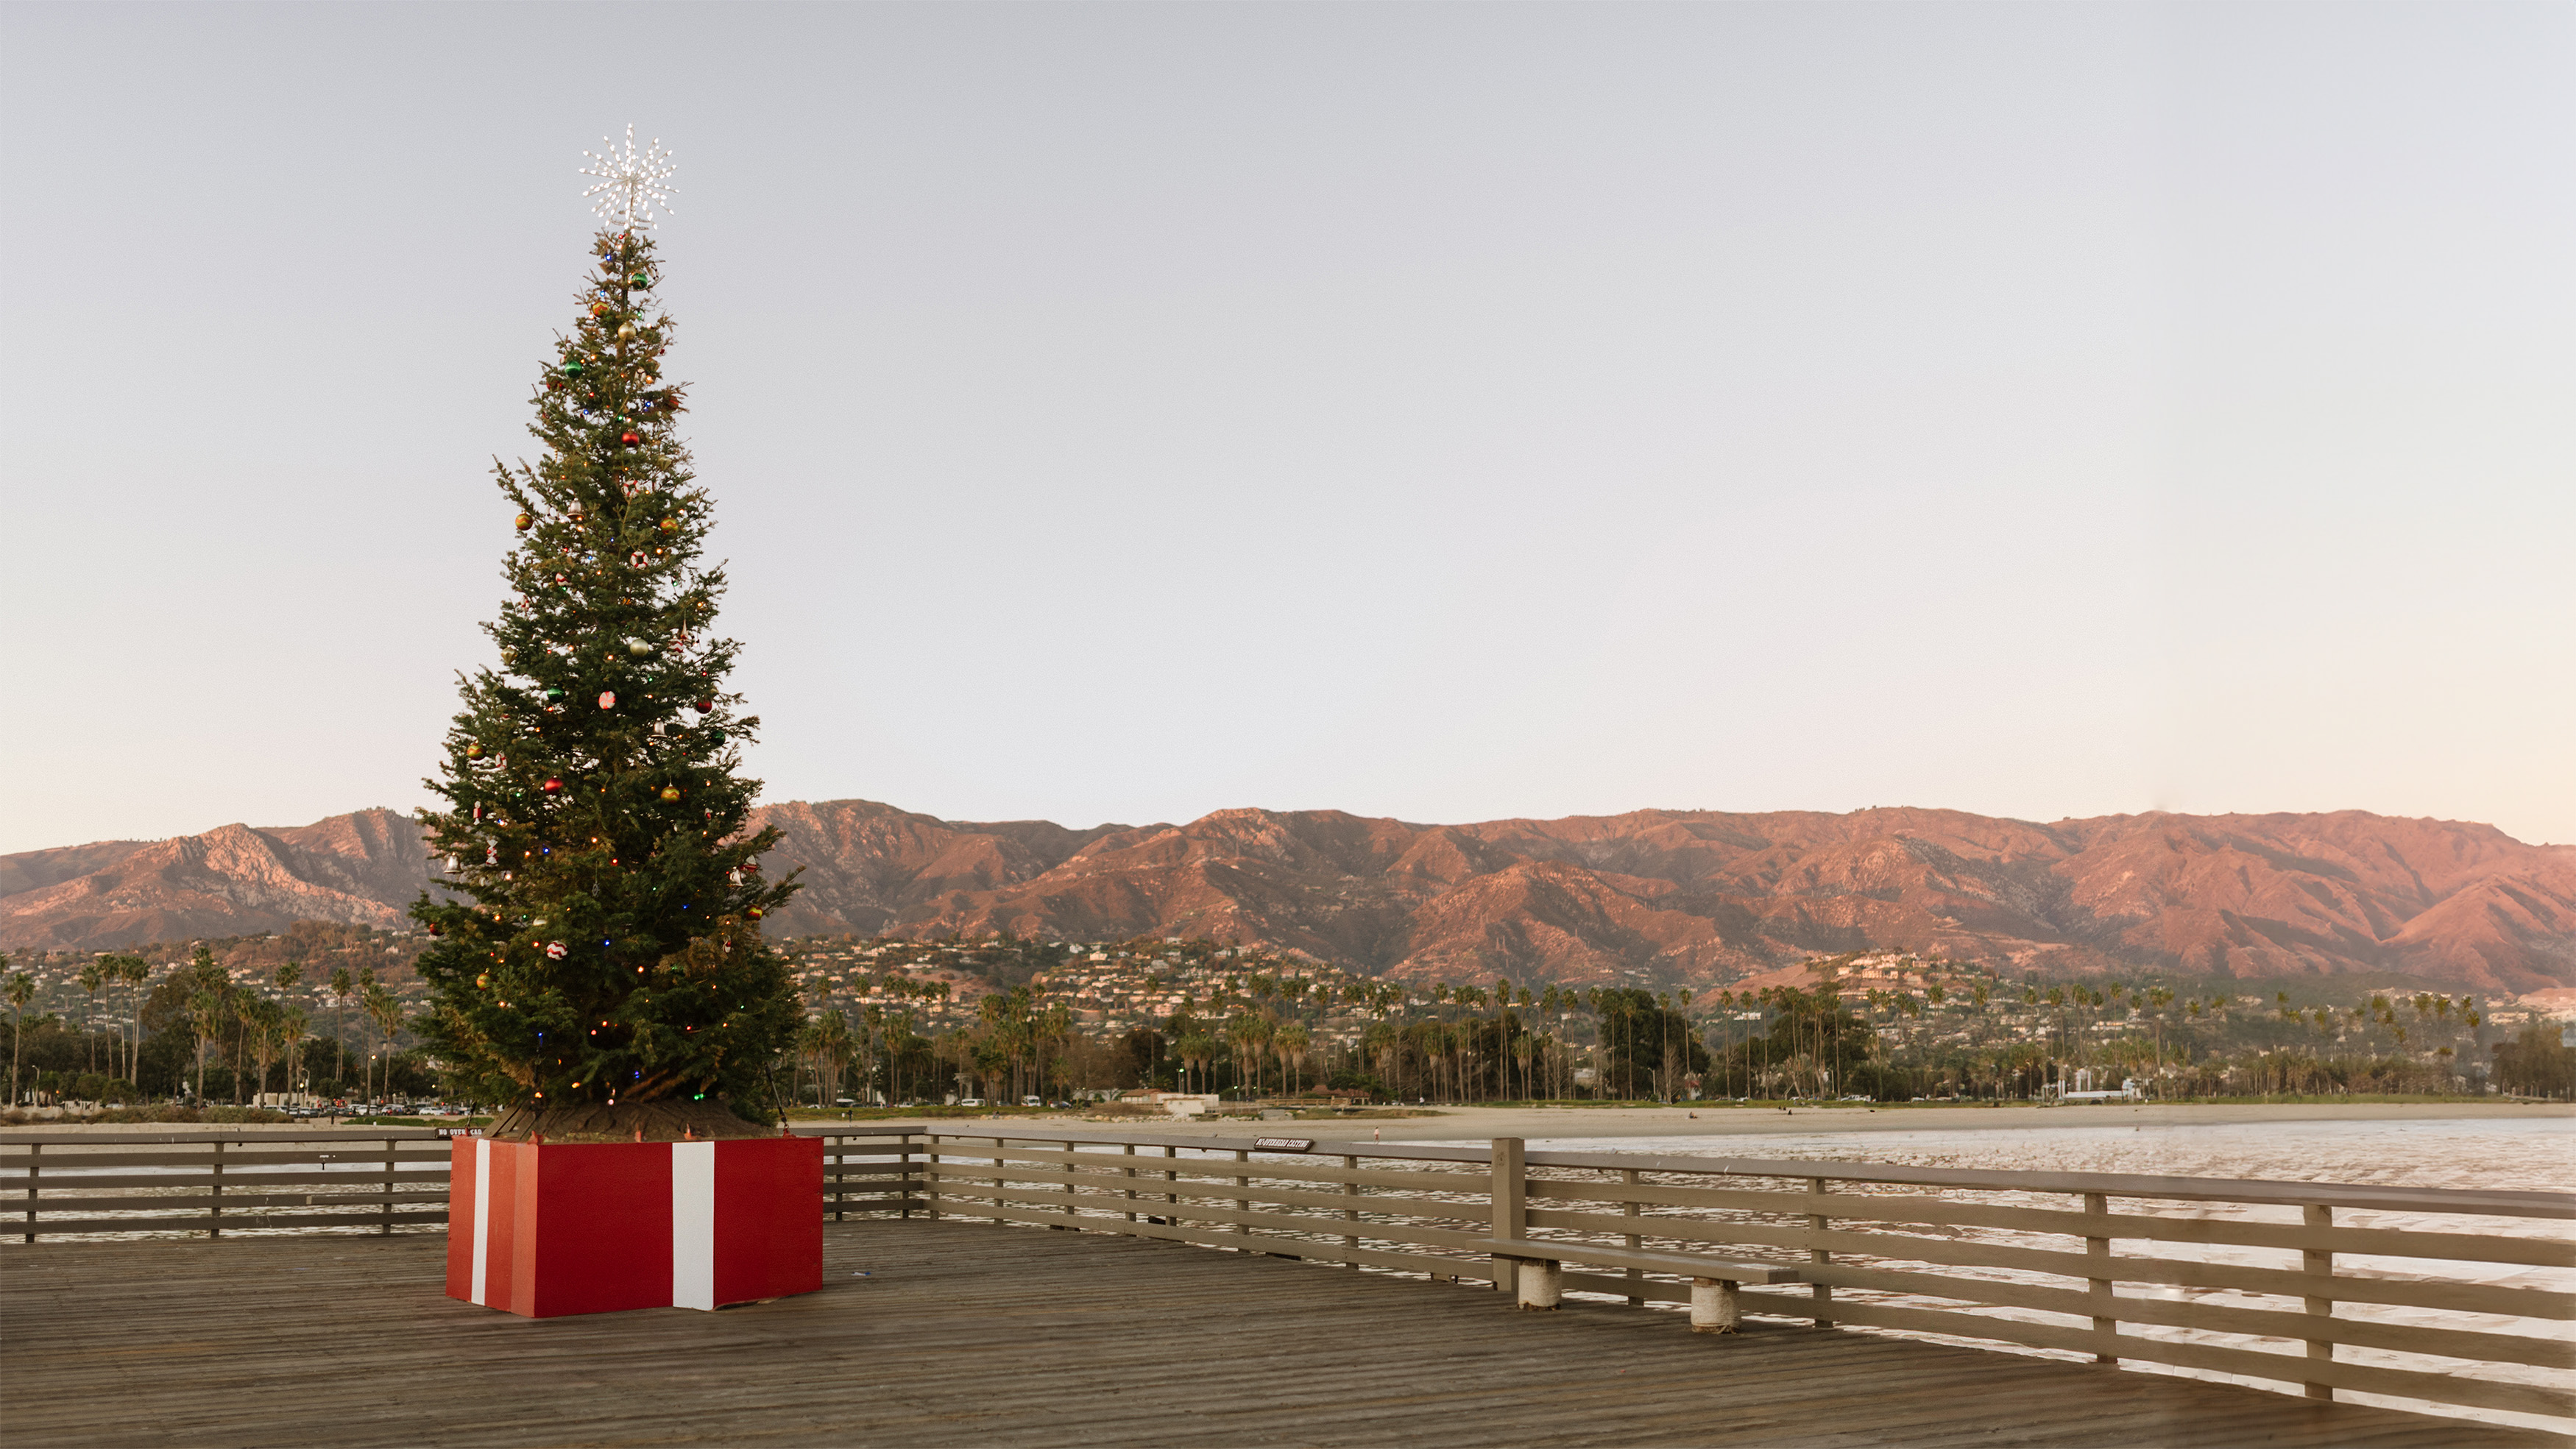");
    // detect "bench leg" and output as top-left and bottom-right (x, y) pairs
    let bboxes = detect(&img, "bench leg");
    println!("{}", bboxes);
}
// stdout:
(1515, 1259), (1563, 1311)
(1691, 1278), (1740, 1335)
